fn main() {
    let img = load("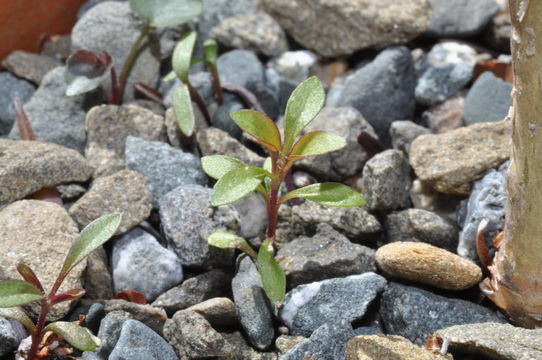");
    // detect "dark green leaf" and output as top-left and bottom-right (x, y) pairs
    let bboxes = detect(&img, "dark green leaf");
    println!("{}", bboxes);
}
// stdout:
(45, 322), (101, 351)
(130, 0), (203, 28)
(201, 155), (245, 180)
(172, 83), (195, 136)
(282, 76), (325, 152)
(203, 39), (218, 65)
(172, 31), (197, 82)
(289, 131), (346, 158)
(208, 231), (257, 258)
(211, 166), (269, 206)
(0, 280), (43, 308)
(283, 183), (365, 207)
(0, 307), (35, 334)
(257, 239), (285, 302)
(231, 110), (281, 152)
